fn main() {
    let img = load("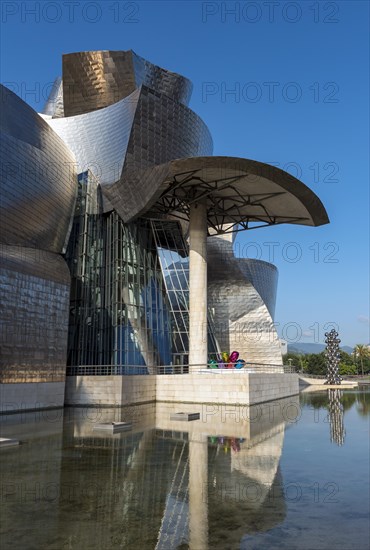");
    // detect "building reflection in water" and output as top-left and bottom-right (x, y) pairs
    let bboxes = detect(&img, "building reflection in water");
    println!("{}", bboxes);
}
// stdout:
(55, 398), (296, 549)
(0, 397), (300, 549)
(2, 392), (368, 549)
